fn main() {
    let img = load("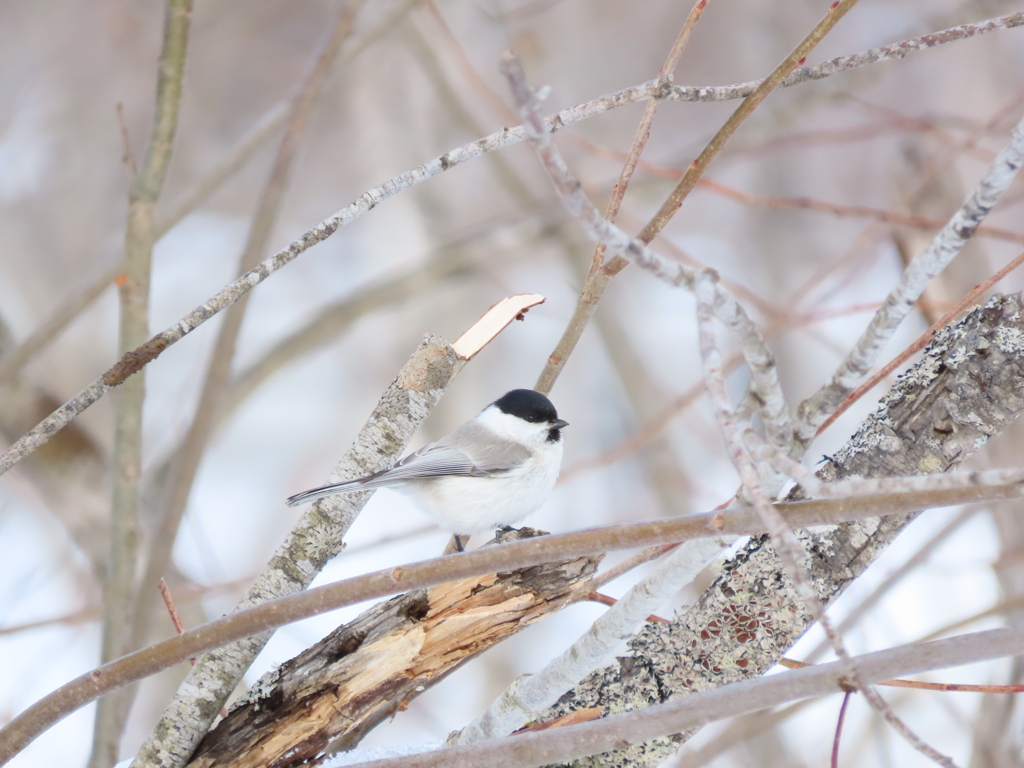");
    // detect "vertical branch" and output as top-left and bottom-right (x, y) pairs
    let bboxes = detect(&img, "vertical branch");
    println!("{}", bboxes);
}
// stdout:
(534, 0), (707, 394)
(131, 0), (364, 660)
(91, 1), (193, 766)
